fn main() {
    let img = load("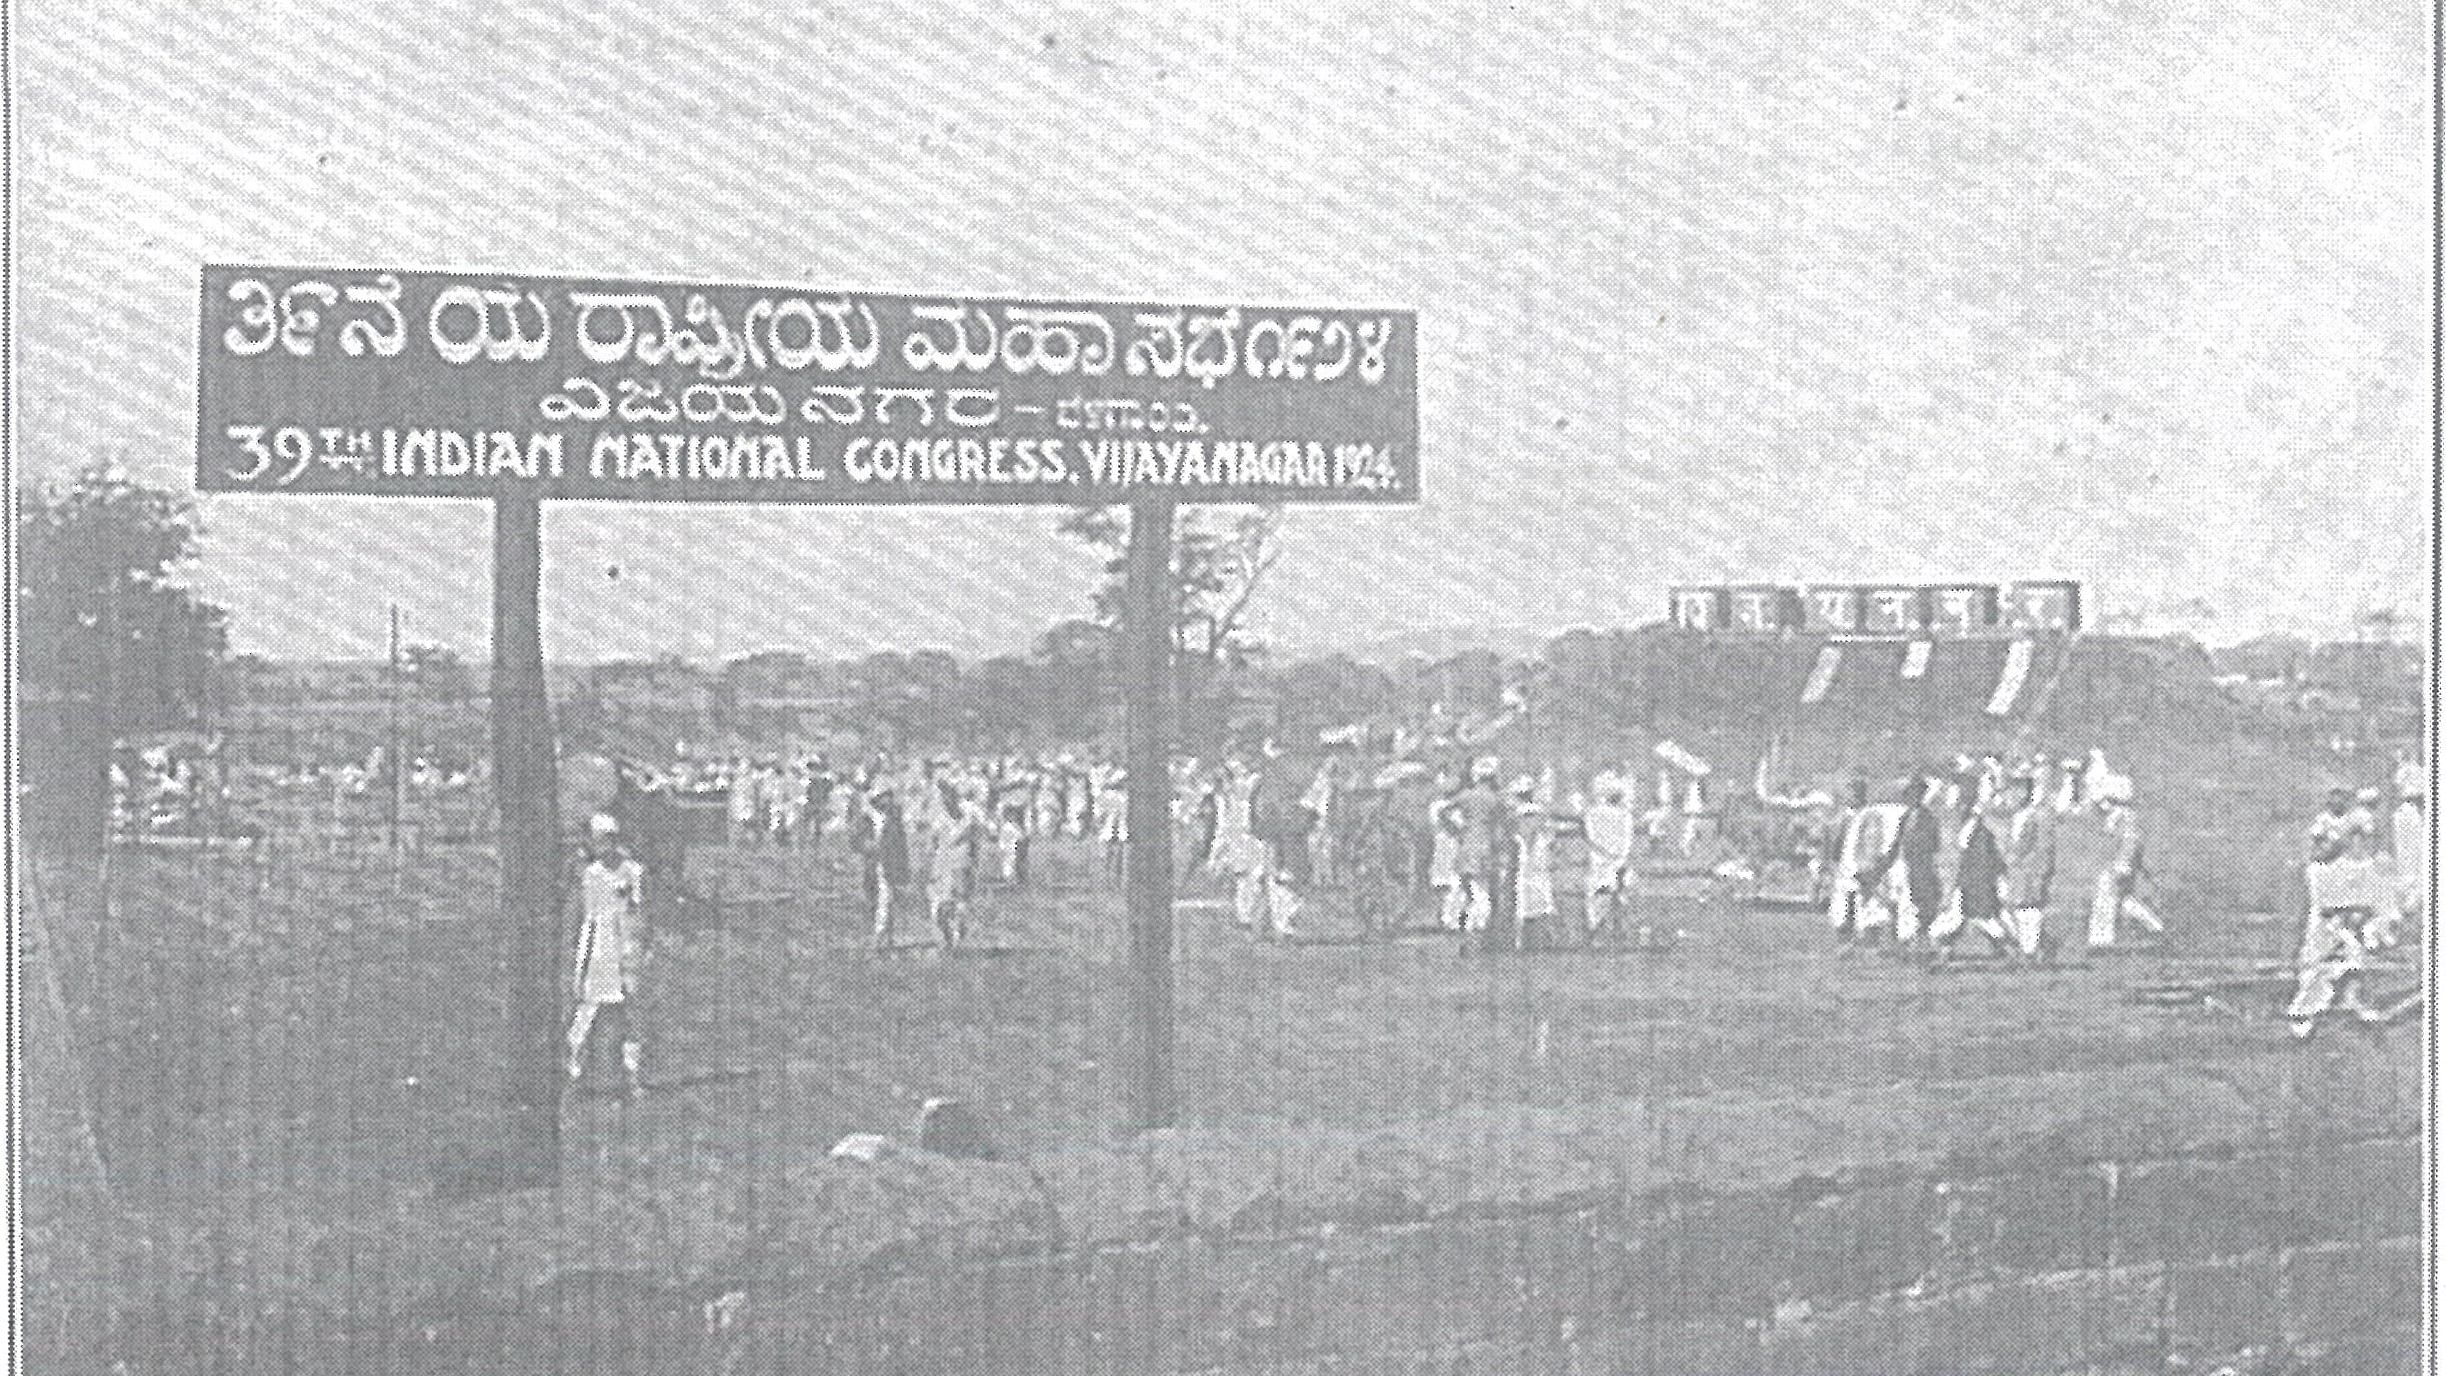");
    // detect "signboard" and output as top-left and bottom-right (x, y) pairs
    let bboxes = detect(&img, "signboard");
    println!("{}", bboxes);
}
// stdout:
(1863, 586), (1928, 633)
(1669, 587), (1727, 631)
(1670, 581), (2083, 637)
(2005, 580), (2082, 632)
(1931, 585), (1999, 635)
(195, 265), (1418, 504)
(1728, 585), (1799, 633)
(1806, 586), (1864, 632)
